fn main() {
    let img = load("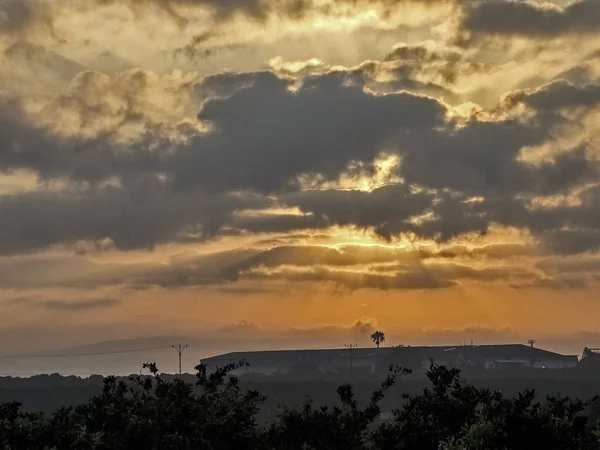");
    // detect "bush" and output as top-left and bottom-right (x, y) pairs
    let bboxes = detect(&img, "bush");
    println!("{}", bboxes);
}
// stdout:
(1, 362), (599, 450)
